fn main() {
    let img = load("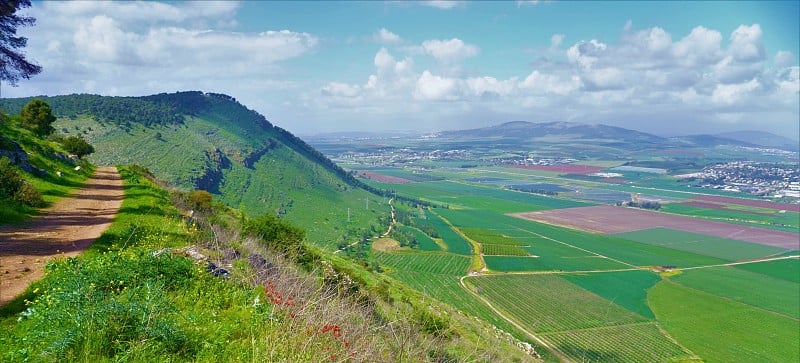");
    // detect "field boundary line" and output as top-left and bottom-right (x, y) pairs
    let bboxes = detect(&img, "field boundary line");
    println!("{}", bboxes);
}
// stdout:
(663, 278), (800, 321)
(429, 209), (486, 272)
(459, 275), (569, 362)
(509, 225), (644, 270)
(674, 254), (798, 271)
